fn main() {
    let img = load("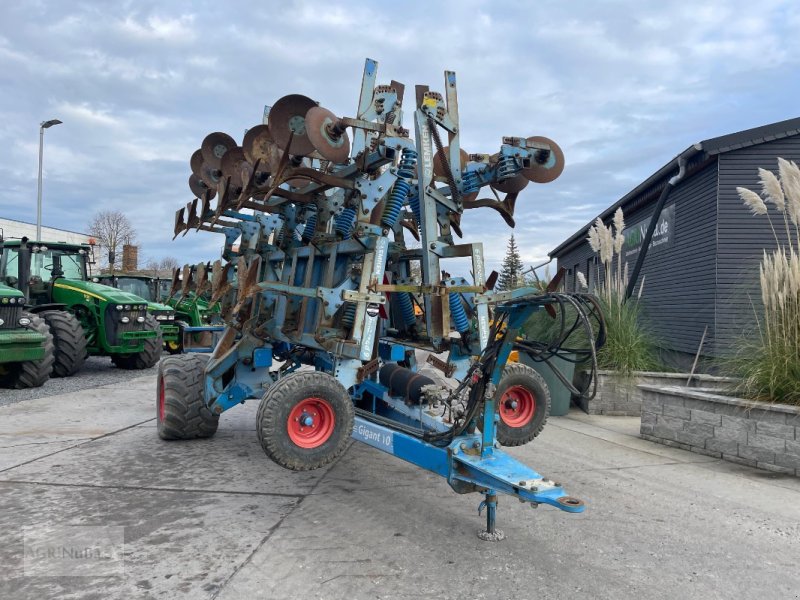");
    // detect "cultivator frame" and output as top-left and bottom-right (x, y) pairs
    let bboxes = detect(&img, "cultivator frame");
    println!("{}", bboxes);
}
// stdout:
(165, 58), (602, 538)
